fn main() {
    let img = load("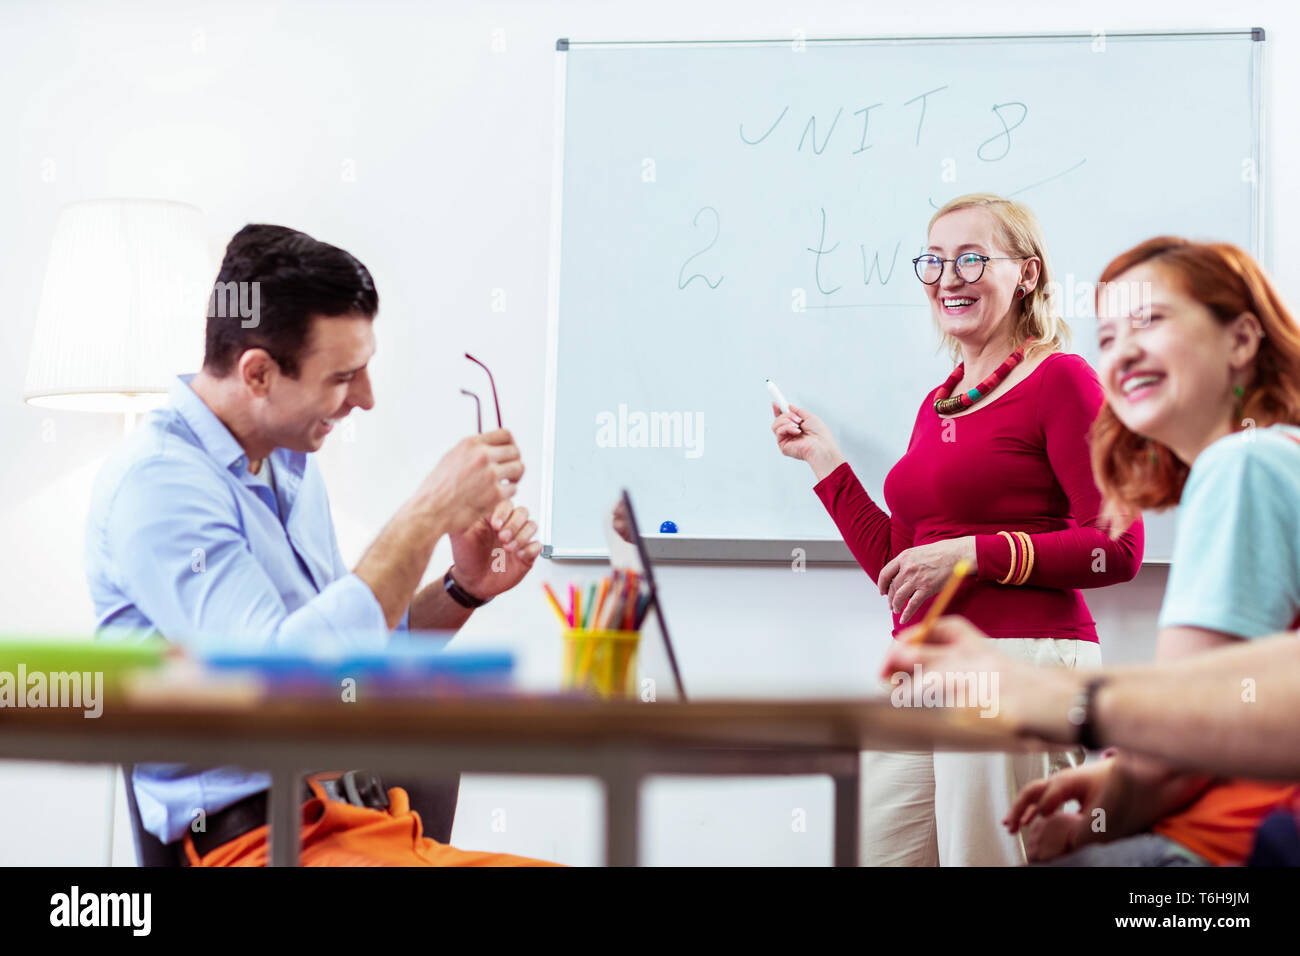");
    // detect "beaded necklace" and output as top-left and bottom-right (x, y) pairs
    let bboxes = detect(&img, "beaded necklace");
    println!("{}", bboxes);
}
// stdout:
(933, 339), (1034, 415)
